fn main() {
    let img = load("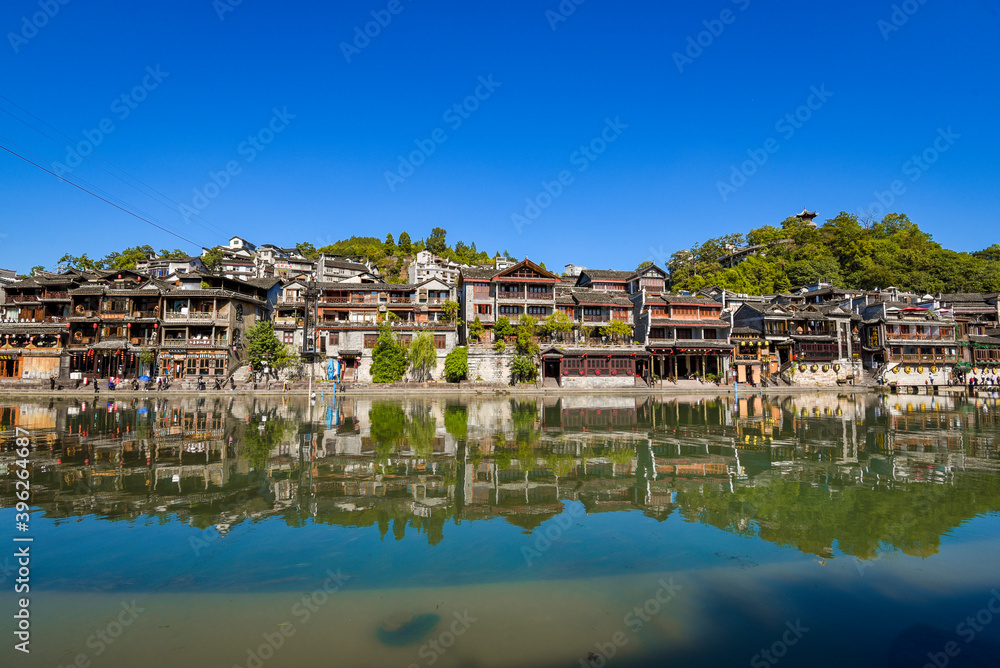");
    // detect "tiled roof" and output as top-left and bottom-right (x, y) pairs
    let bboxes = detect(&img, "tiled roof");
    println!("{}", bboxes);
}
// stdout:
(322, 259), (369, 272)
(460, 267), (500, 280)
(581, 269), (633, 280)
(652, 294), (722, 306)
(558, 288), (633, 306)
